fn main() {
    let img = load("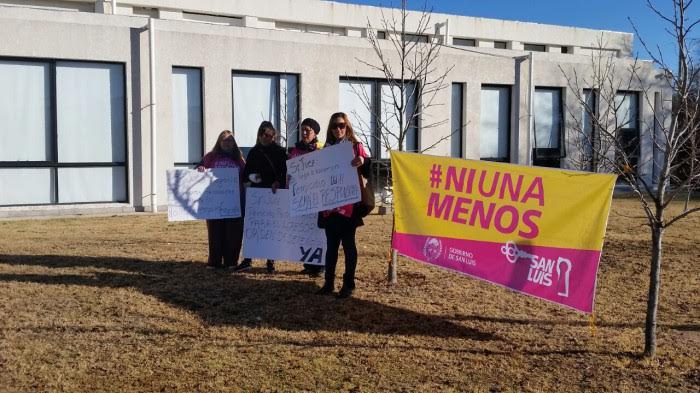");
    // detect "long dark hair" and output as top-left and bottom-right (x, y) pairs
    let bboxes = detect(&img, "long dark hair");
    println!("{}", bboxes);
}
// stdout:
(325, 112), (359, 145)
(256, 121), (277, 145)
(211, 130), (242, 161)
